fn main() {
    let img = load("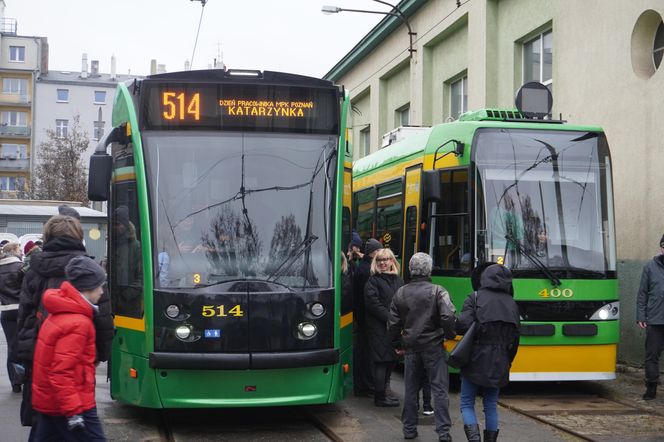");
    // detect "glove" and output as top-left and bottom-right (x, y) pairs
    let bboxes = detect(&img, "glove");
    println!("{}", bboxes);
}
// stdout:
(67, 414), (85, 431)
